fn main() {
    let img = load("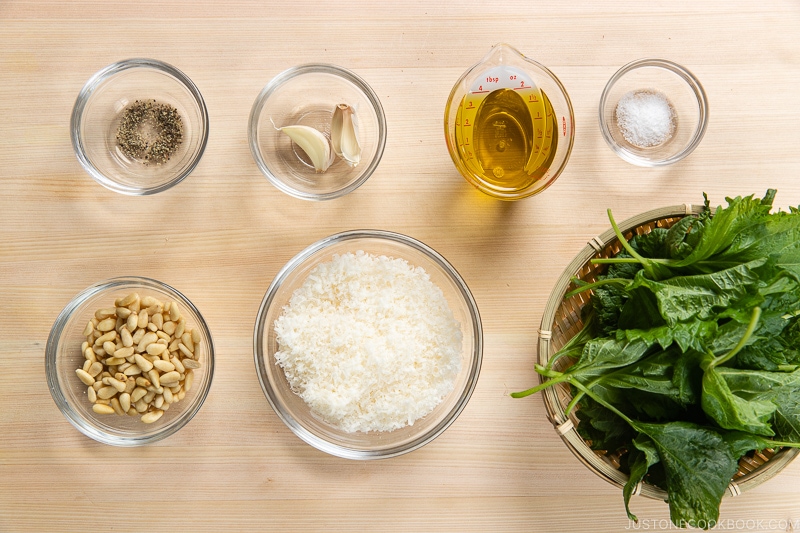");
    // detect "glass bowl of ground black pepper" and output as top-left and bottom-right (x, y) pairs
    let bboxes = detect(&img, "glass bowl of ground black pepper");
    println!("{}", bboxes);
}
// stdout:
(599, 59), (708, 167)
(71, 58), (209, 195)
(248, 64), (387, 200)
